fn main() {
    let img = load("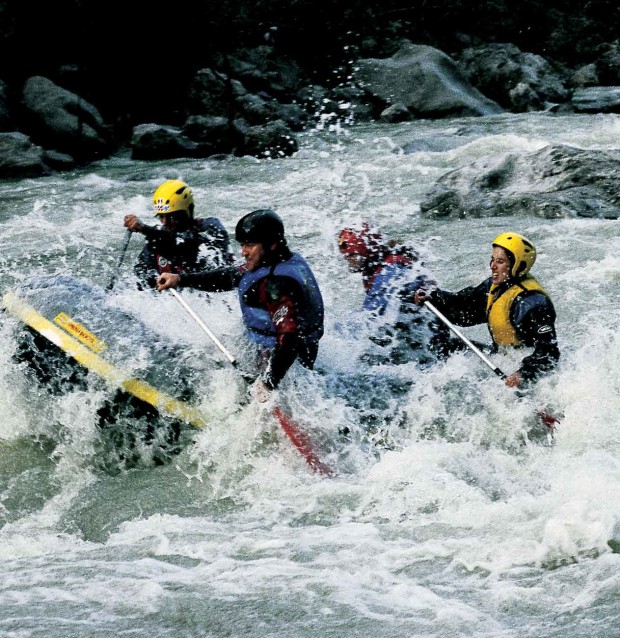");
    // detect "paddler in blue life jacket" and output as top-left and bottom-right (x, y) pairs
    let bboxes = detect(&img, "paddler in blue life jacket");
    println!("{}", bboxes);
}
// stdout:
(124, 179), (234, 289)
(413, 232), (560, 388)
(338, 223), (454, 365)
(157, 209), (325, 402)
